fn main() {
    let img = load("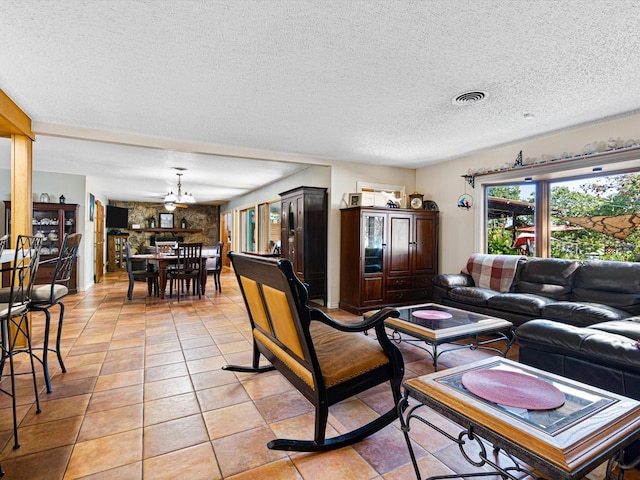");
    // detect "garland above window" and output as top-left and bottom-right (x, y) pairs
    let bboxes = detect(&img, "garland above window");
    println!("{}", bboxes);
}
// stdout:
(462, 139), (640, 188)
